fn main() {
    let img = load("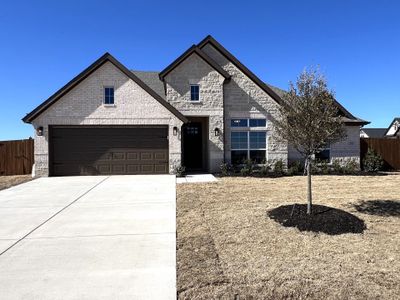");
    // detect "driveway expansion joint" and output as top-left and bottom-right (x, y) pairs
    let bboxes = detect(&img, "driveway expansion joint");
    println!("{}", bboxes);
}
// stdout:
(0, 176), (110, 257)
